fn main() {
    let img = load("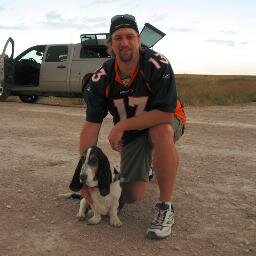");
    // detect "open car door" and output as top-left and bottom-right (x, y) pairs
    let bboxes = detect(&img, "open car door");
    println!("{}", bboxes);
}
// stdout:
(0, 37), (14, 101)
(140, 23), (166, 48)
(0, 37), (14, 59)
